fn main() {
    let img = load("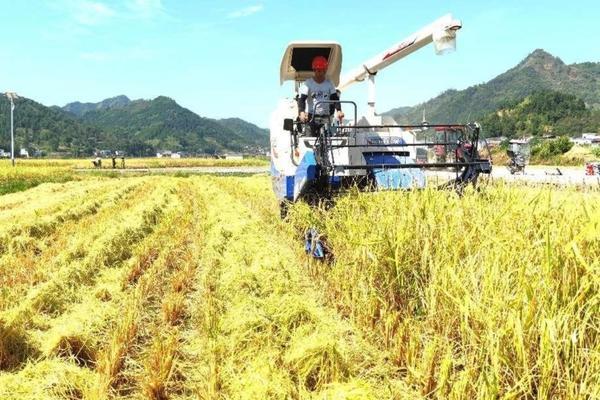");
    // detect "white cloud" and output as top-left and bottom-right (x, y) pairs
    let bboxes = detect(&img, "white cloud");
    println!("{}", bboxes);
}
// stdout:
(41, 23), (92, 42)
(228, 4), (263, 19)
(80, 51), (111, 61)
(72, 1), (116, 25)
(57, 0), (164, 27)
(127, 0), (164, 19)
